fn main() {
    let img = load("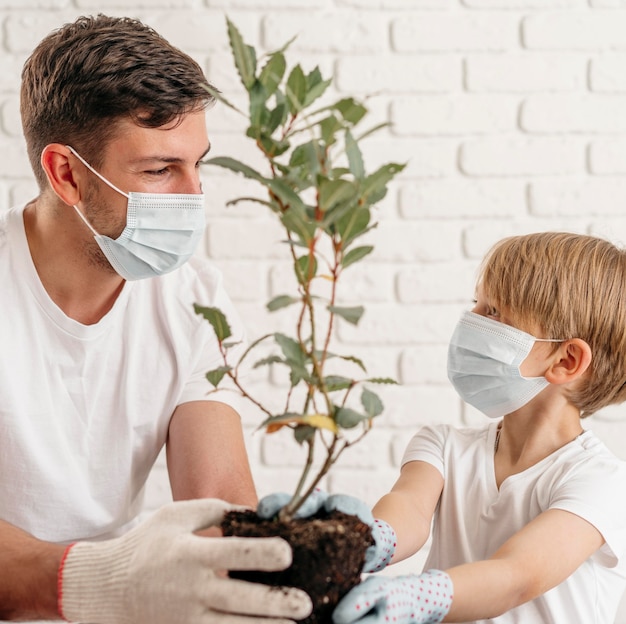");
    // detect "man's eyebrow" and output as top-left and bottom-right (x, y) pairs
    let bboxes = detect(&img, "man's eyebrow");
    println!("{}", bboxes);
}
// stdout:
(131, 144), (211, 165)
